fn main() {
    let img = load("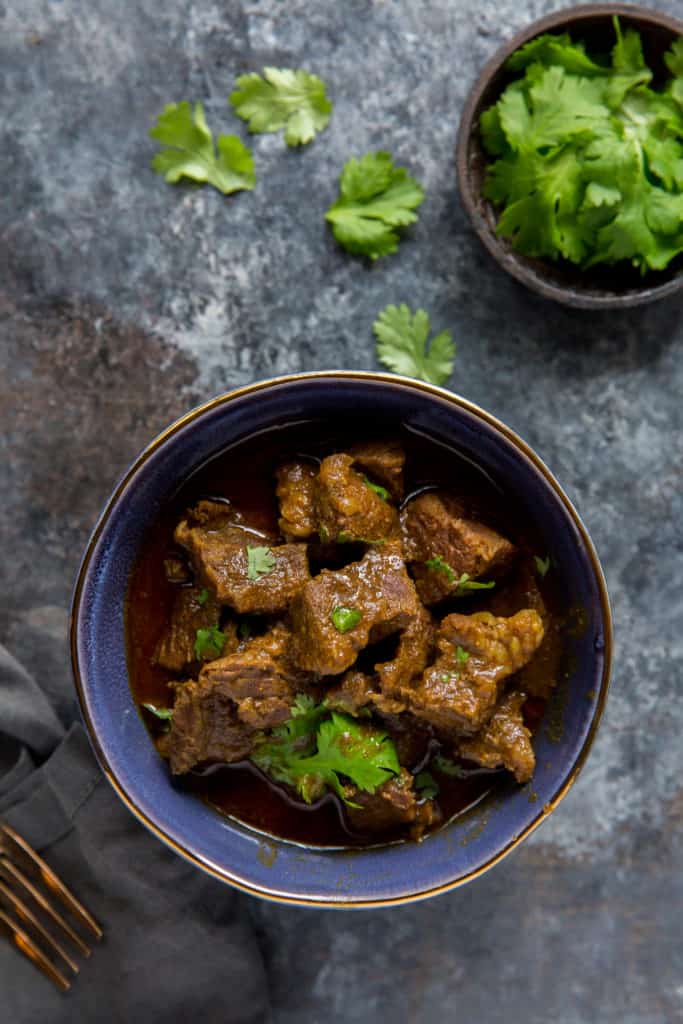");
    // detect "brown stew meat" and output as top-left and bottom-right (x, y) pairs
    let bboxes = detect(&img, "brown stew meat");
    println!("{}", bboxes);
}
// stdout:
(126, 423), (564, 847)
